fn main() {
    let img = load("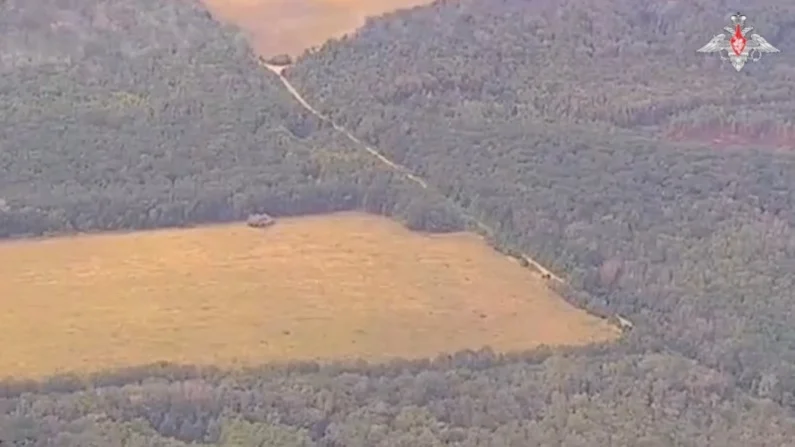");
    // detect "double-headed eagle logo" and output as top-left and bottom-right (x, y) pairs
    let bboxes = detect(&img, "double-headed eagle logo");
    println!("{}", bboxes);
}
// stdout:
(697, 13), (779, 71)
